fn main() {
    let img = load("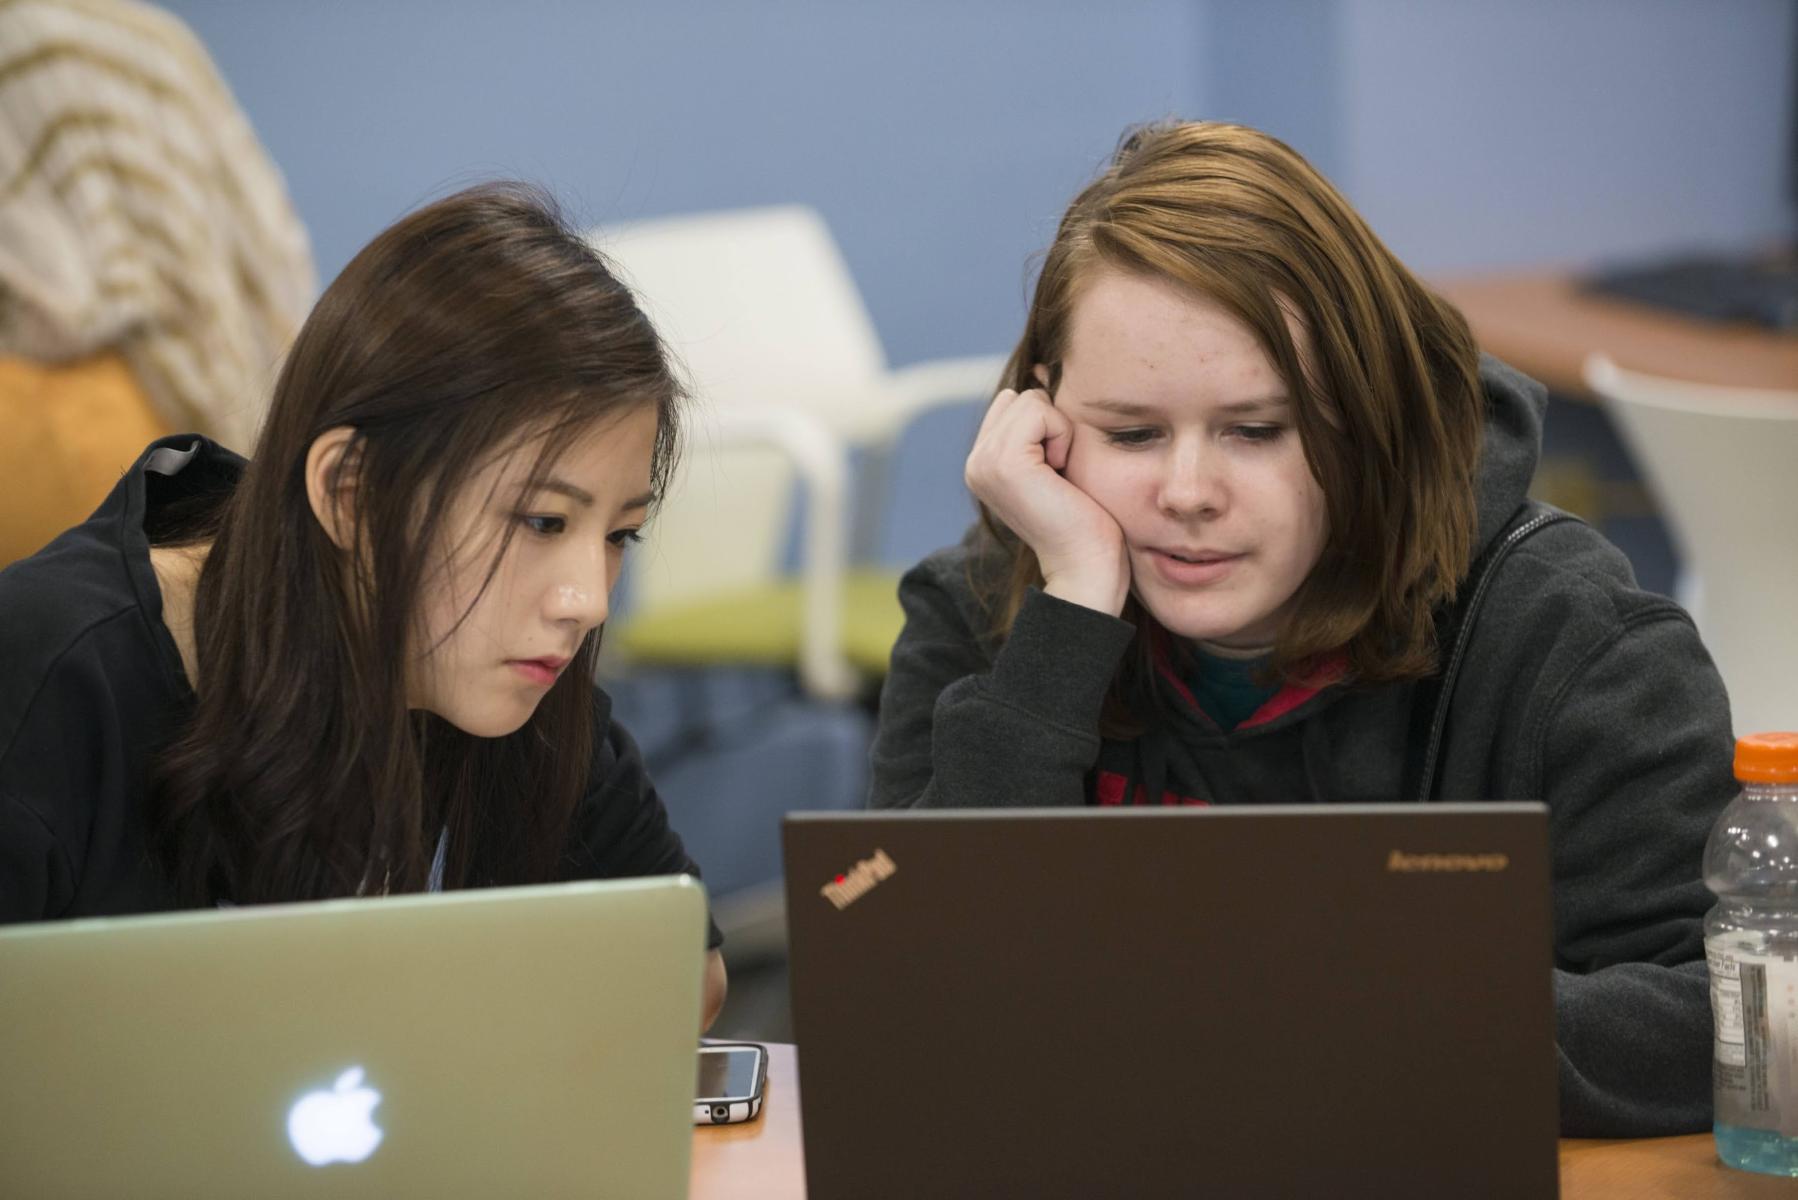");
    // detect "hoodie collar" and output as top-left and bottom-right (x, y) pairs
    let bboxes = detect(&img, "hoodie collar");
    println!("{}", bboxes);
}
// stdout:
(1470, 354), (1548, 555)
(1148, 626), (1347, 734)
